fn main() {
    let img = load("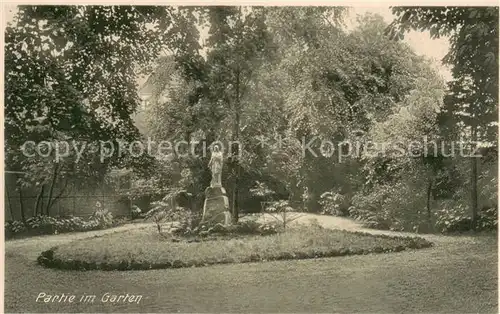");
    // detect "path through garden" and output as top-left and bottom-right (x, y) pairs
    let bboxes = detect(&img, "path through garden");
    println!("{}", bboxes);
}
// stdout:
(4, 214), (497, 313)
